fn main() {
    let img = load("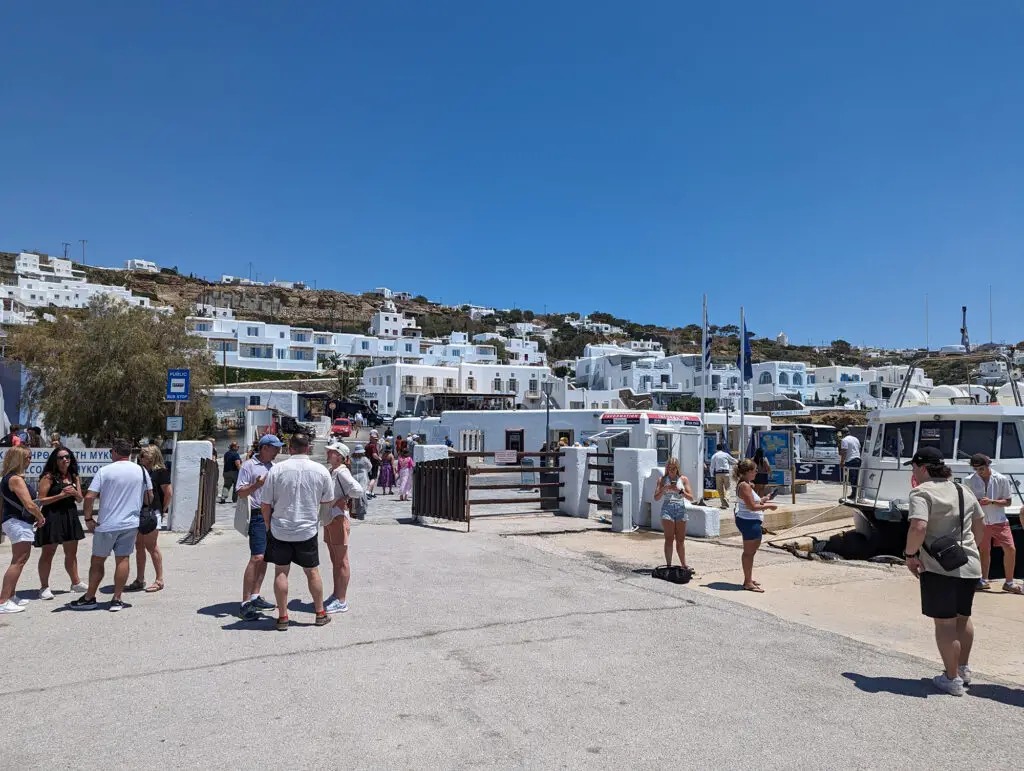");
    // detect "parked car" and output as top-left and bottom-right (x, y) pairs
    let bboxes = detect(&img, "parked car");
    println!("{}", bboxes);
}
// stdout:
(331, 418), (353, 438)
(375, 413), (394, 426)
